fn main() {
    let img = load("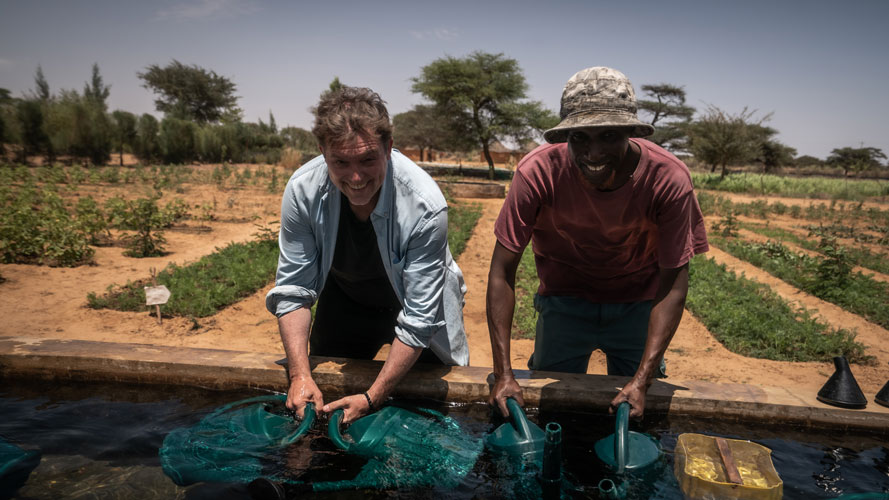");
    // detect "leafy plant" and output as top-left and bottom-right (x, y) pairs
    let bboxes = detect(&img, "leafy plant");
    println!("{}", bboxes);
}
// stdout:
(117, 197), (168, 257)
(686, 255), (870, 363)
